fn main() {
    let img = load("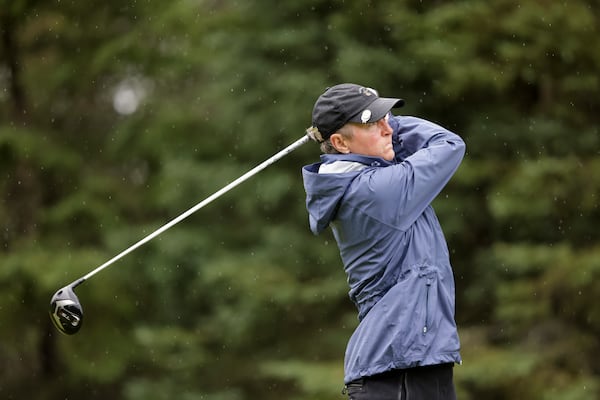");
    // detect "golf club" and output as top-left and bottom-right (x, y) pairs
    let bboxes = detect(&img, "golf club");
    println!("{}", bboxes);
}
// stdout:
(50, 134), (311, 335)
